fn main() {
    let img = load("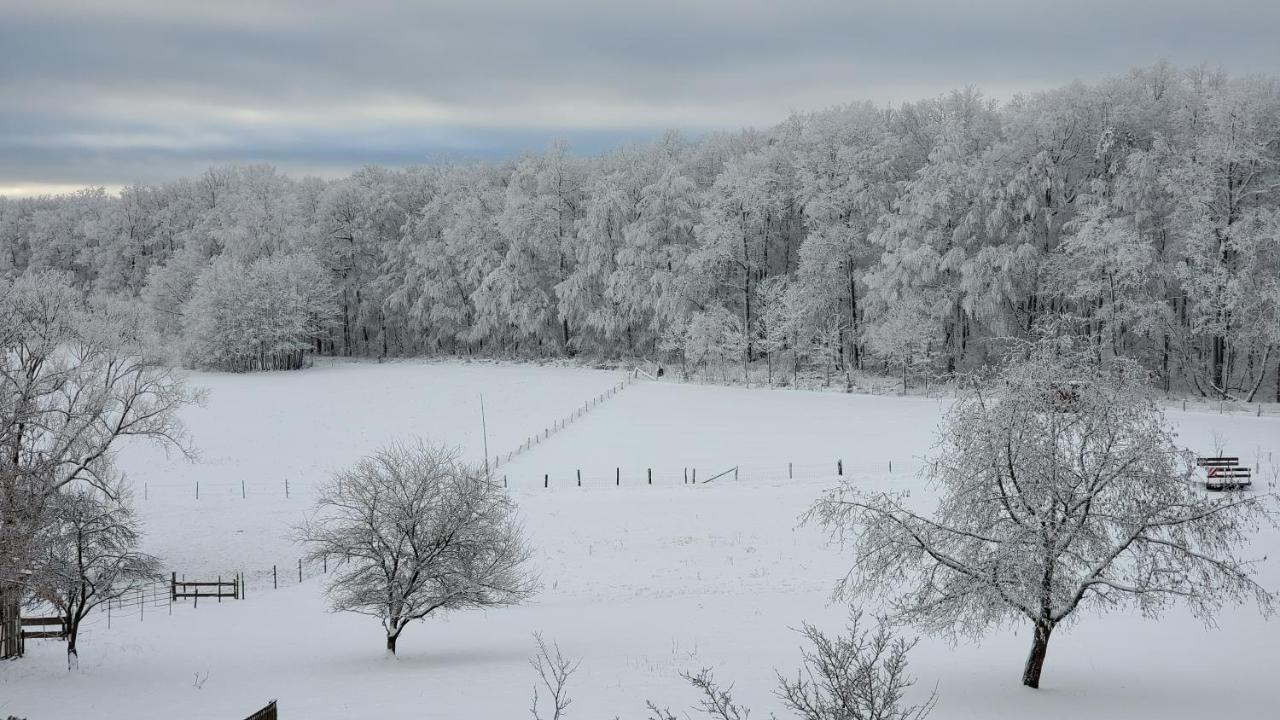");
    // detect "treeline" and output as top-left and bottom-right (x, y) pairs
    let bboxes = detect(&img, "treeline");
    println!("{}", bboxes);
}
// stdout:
(0, 63), (1277, 399)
